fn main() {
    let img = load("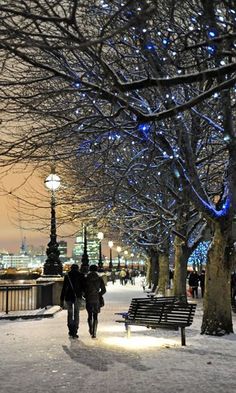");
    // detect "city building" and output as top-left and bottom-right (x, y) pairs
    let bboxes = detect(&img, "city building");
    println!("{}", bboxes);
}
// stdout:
(2, 254), (32, 269)
(72, 227), (100, 264)
(58, 240), (68, 263)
